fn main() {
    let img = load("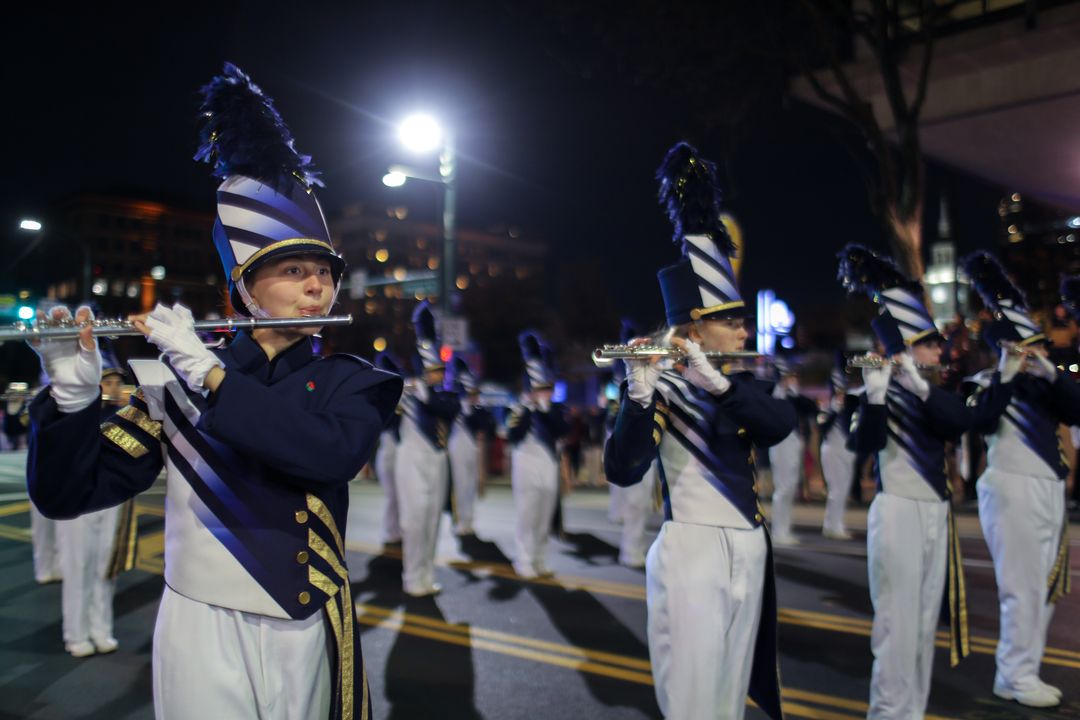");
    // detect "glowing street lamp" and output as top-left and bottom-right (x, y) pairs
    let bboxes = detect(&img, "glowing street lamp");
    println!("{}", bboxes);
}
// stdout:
(398, 114), (443, 153)
(19, 219), (42, 232)
(385, 114), (457, 316)
(382, 171), (407, 188)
